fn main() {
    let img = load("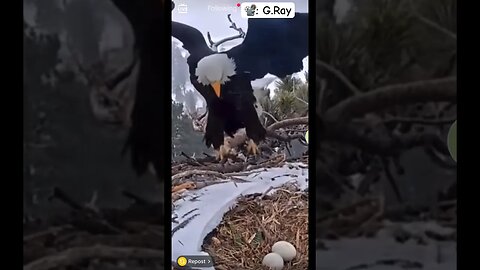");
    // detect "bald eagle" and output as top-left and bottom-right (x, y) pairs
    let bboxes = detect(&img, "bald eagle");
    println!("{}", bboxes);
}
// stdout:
(172, 13), (308, 160)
